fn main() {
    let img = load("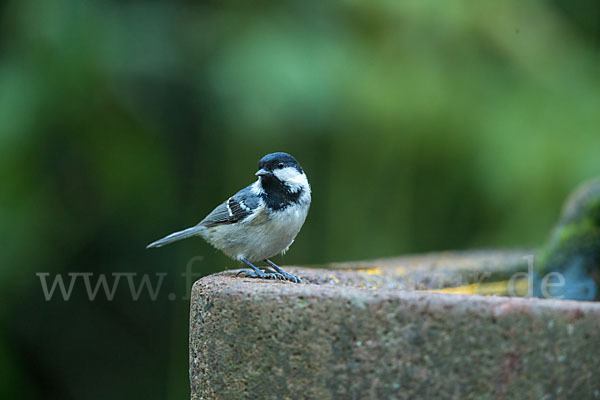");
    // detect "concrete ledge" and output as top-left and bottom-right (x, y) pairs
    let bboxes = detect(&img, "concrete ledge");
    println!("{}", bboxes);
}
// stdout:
(189, 251), (600, 399)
